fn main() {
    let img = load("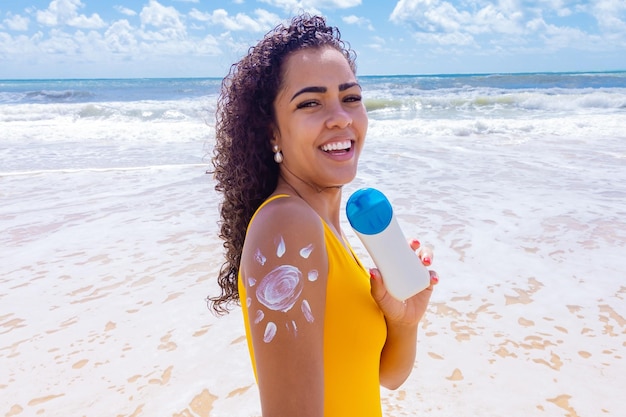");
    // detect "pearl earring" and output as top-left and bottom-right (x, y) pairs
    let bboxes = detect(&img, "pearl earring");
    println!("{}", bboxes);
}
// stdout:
(273, 145), (283, 164)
